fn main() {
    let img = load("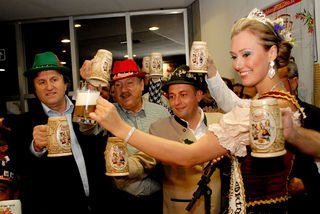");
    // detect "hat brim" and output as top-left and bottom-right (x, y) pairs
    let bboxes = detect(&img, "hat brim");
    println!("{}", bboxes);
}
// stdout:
(24, 66), (70, 78)
(111, 71), (146, 82)
(162, 80), (205, 93)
